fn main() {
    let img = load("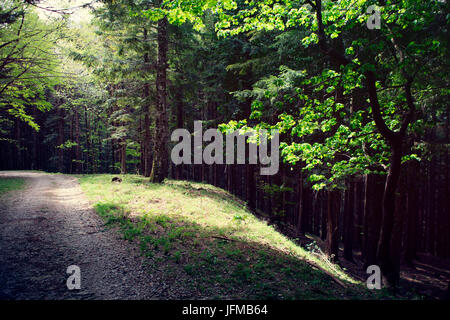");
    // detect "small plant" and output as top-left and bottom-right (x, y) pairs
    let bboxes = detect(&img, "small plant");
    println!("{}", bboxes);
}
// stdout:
(232, 263), (253, 283)
(184, 264), (195, 275)
(202, 250), (217, 265)
(305, 241), (321, 255)
(233, 214), (247, 223)
(172, 250), (182, 263)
